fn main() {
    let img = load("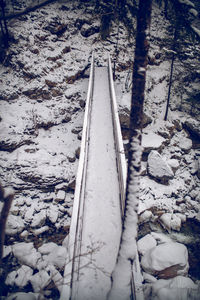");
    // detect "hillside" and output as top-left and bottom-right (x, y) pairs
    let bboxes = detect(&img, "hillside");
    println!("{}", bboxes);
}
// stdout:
(0, 0), (200, 299)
